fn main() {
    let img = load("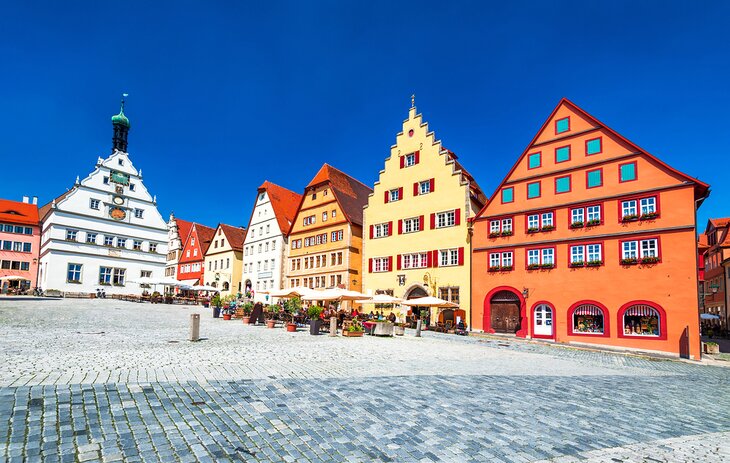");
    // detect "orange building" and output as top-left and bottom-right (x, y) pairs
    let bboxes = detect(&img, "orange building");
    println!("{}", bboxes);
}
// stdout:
(470, 98), (709, 359)
(286, 164), (372, 292)
(701, 219), (730, 331)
